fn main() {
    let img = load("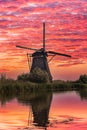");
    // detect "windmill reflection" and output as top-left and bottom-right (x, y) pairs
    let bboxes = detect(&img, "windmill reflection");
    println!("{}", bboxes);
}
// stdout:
(30, 92), (52, 129)
(17, 91), (53, 129)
